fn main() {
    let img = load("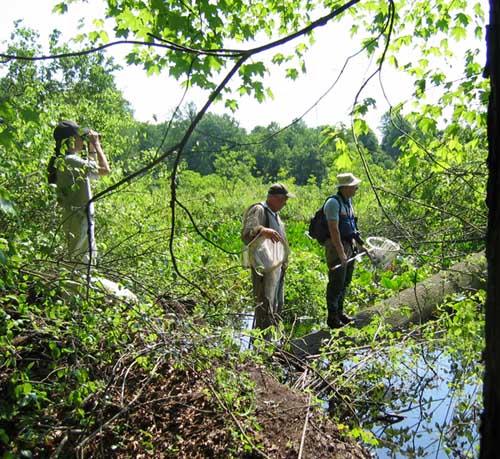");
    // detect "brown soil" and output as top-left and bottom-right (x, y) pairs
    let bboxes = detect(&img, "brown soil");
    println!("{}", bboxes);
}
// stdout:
(2, 292), (372, 458)
(69, 360), (372, 459)
(246, 365), (372, 459)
